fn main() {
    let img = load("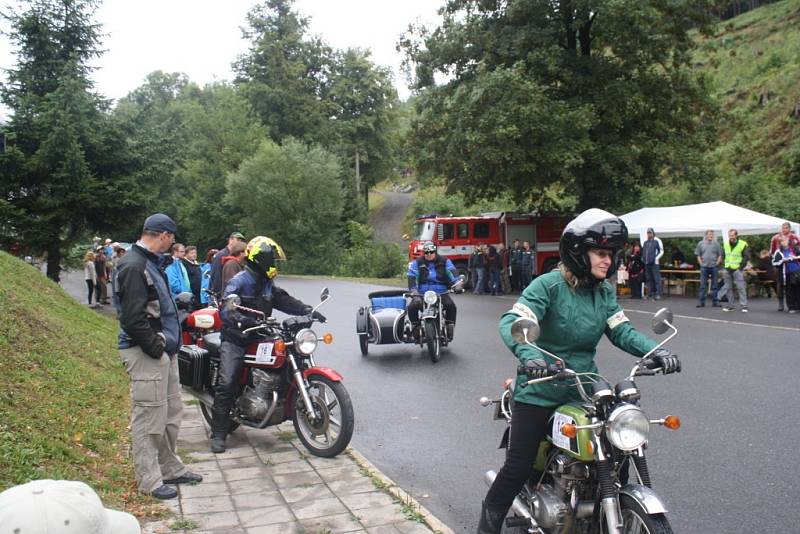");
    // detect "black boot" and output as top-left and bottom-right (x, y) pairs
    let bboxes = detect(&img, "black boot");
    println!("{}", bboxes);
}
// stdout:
(446, 322), (455, 341)
(477, 500), (509, 534)
(411, 322), (421, 343)
(210, 409), (228, 453)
